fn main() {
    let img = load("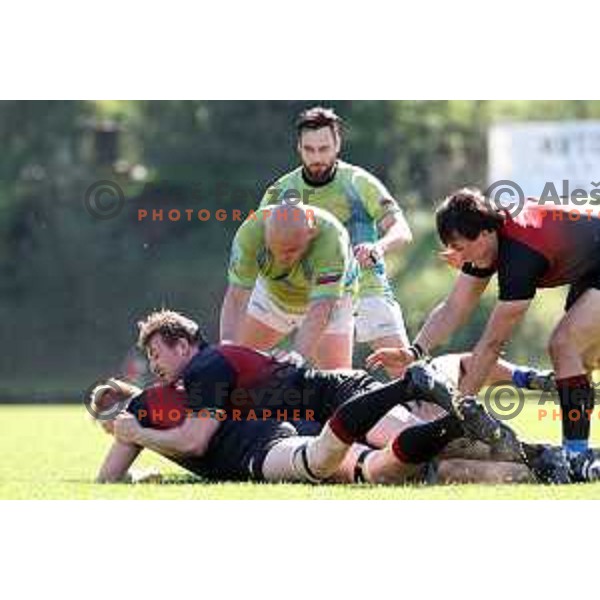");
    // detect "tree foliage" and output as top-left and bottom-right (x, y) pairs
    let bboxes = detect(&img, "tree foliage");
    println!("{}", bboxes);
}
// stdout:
(1, 100), (597, 394)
